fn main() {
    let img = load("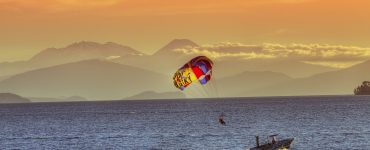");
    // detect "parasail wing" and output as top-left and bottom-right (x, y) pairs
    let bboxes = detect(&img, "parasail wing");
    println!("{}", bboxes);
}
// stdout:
(172, 56), (214, 90)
